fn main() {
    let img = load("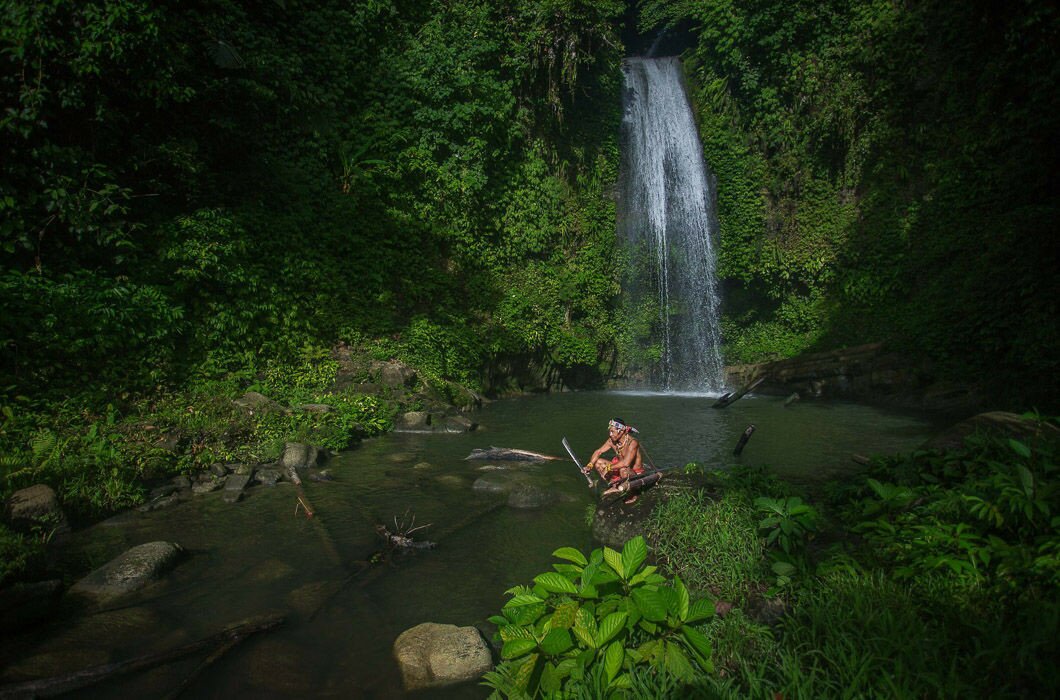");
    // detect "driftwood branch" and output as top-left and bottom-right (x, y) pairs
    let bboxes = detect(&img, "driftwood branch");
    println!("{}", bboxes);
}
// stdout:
(733, 424), (757, 456)
(713, 375), (767, 409)
(0, 614), (284, 700)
